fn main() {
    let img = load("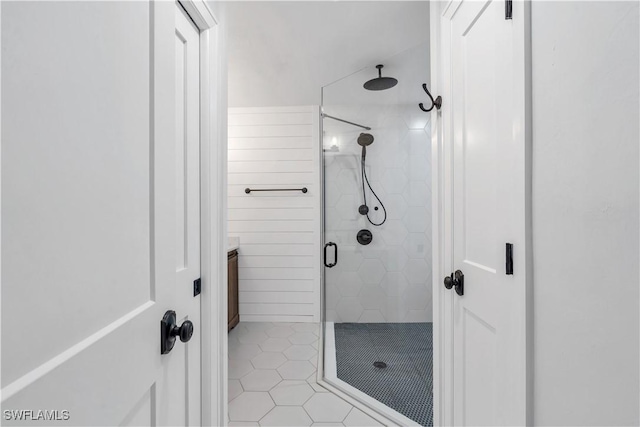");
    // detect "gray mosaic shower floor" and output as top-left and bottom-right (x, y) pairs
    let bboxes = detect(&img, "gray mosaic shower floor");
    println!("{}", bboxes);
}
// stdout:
(334, 323), (433, 426)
